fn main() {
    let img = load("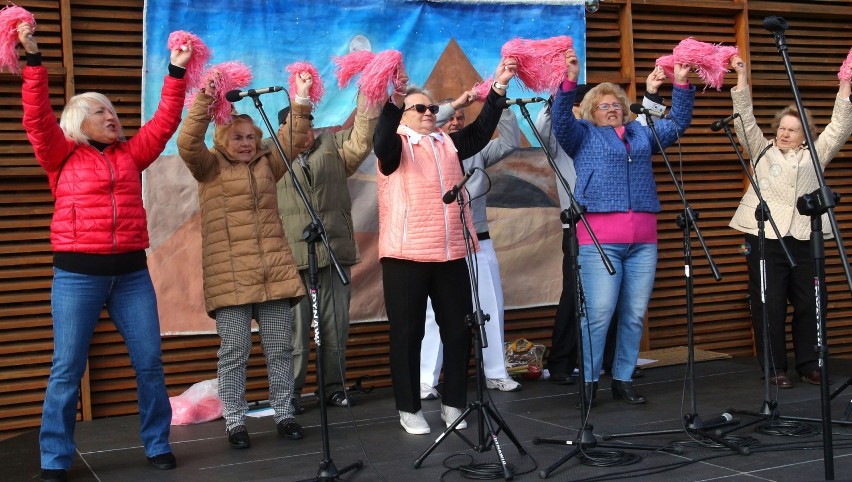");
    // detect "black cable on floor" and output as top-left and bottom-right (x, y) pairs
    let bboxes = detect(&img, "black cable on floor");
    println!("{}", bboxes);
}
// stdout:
(577, 449), (641, 467)
(755, 419), (819, 437)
